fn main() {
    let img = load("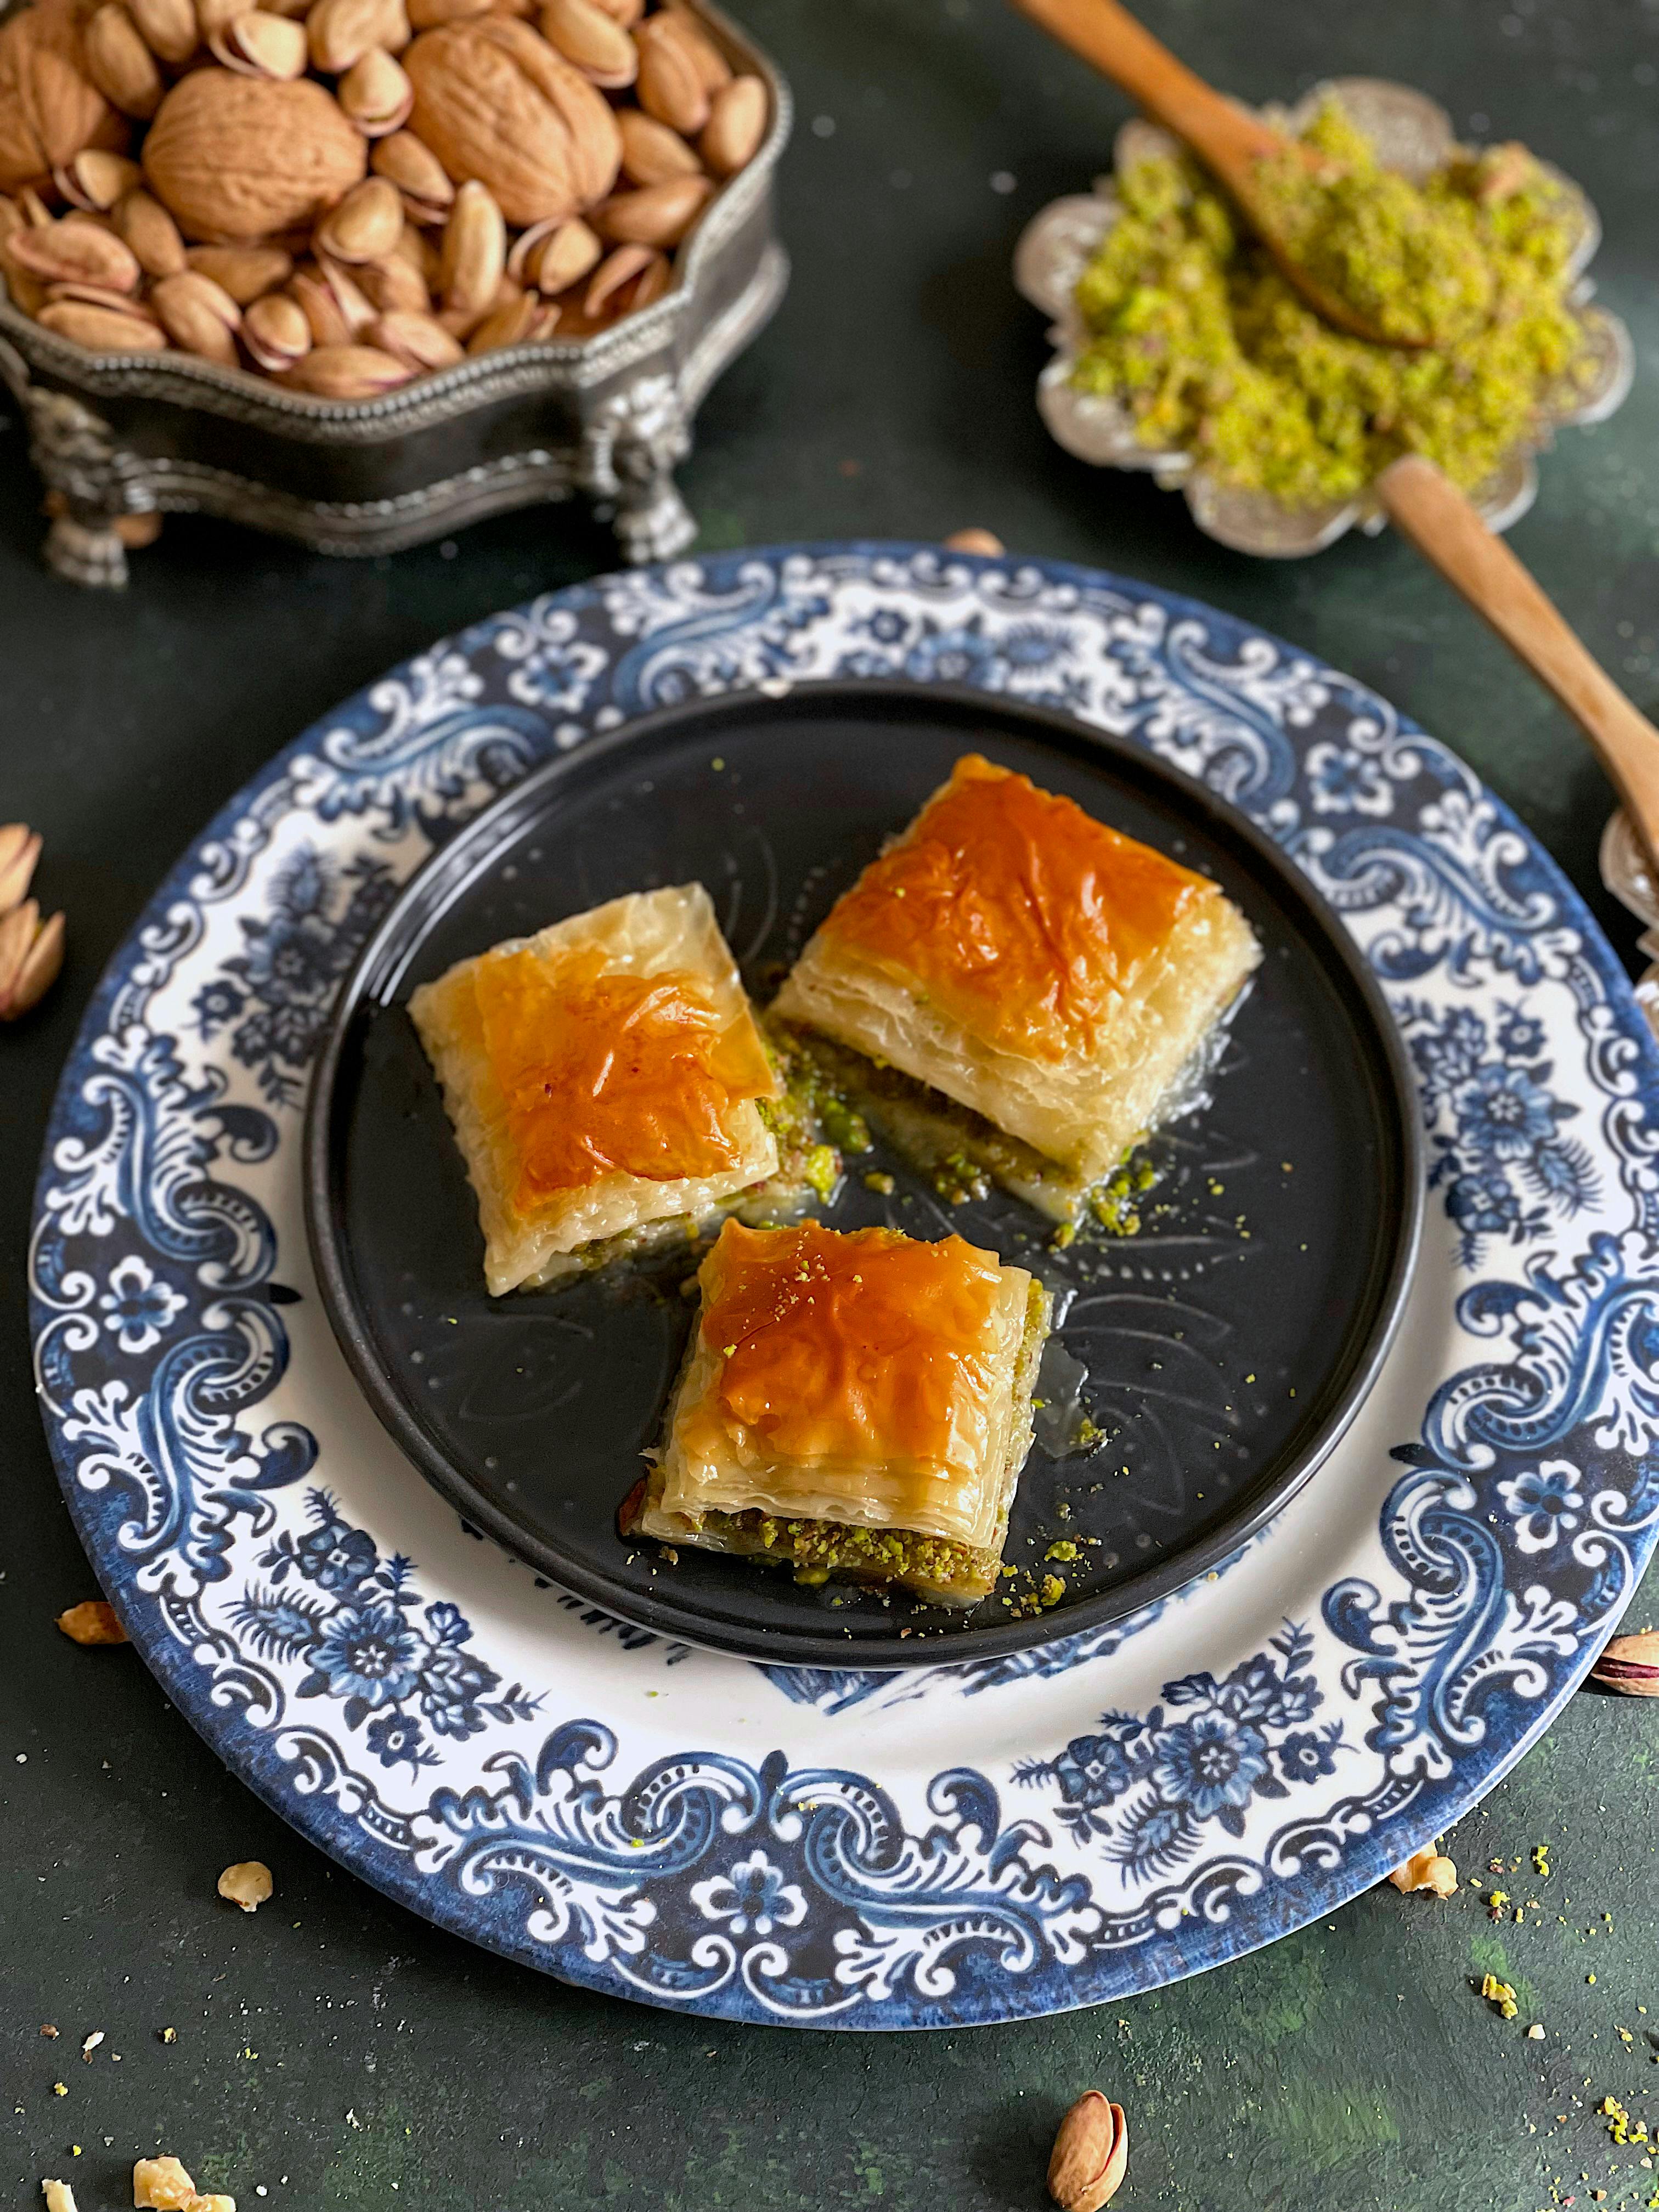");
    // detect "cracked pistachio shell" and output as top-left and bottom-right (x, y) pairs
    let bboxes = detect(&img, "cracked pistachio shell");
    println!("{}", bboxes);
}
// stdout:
(241, 284), (310, 367)
(1047, 2094), (1127, 2212)
(338, 47), (414, 135)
